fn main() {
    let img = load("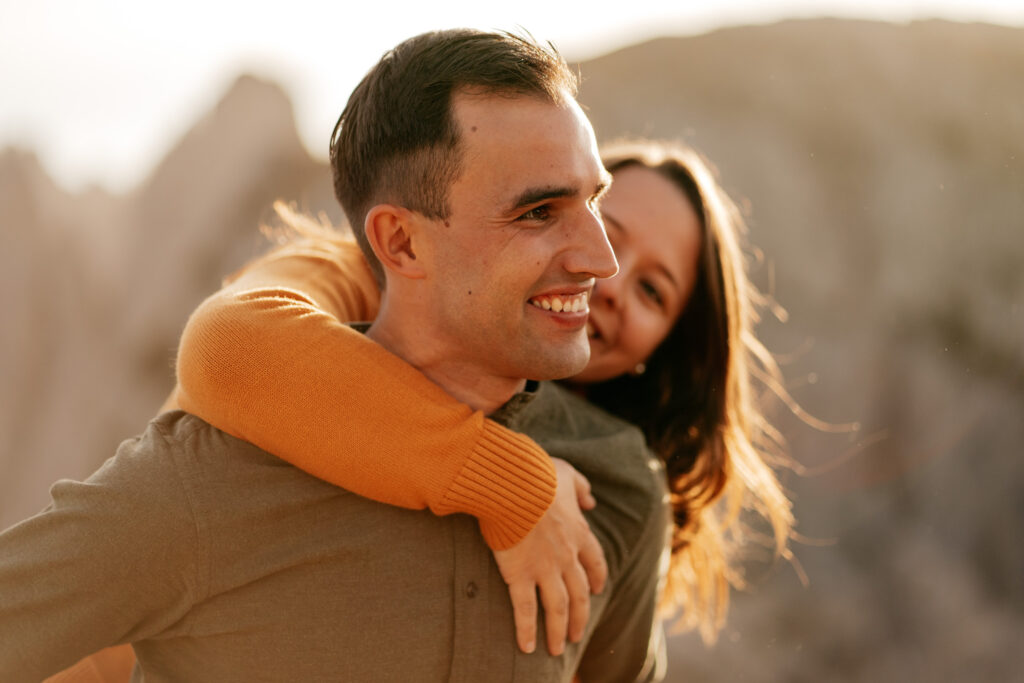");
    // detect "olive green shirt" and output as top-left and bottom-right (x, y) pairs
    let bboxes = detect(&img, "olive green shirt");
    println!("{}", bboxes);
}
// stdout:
(0, 382), (670, 682)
